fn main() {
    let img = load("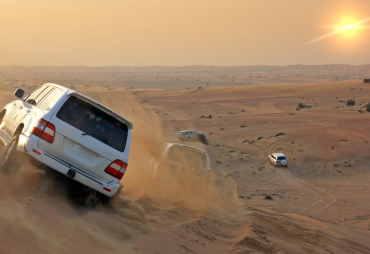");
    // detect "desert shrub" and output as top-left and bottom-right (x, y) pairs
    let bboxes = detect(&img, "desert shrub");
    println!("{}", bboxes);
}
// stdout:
(366, 103), (370, 112)
(298, 102), (307, 109)
(346, 99), (355, 106)
(257, 136), (264, 141)
(216, 160), (222, 164)
(264, 195), (273, 200)
(275, 132), (285, 137)
(240, 125), (247, 128)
